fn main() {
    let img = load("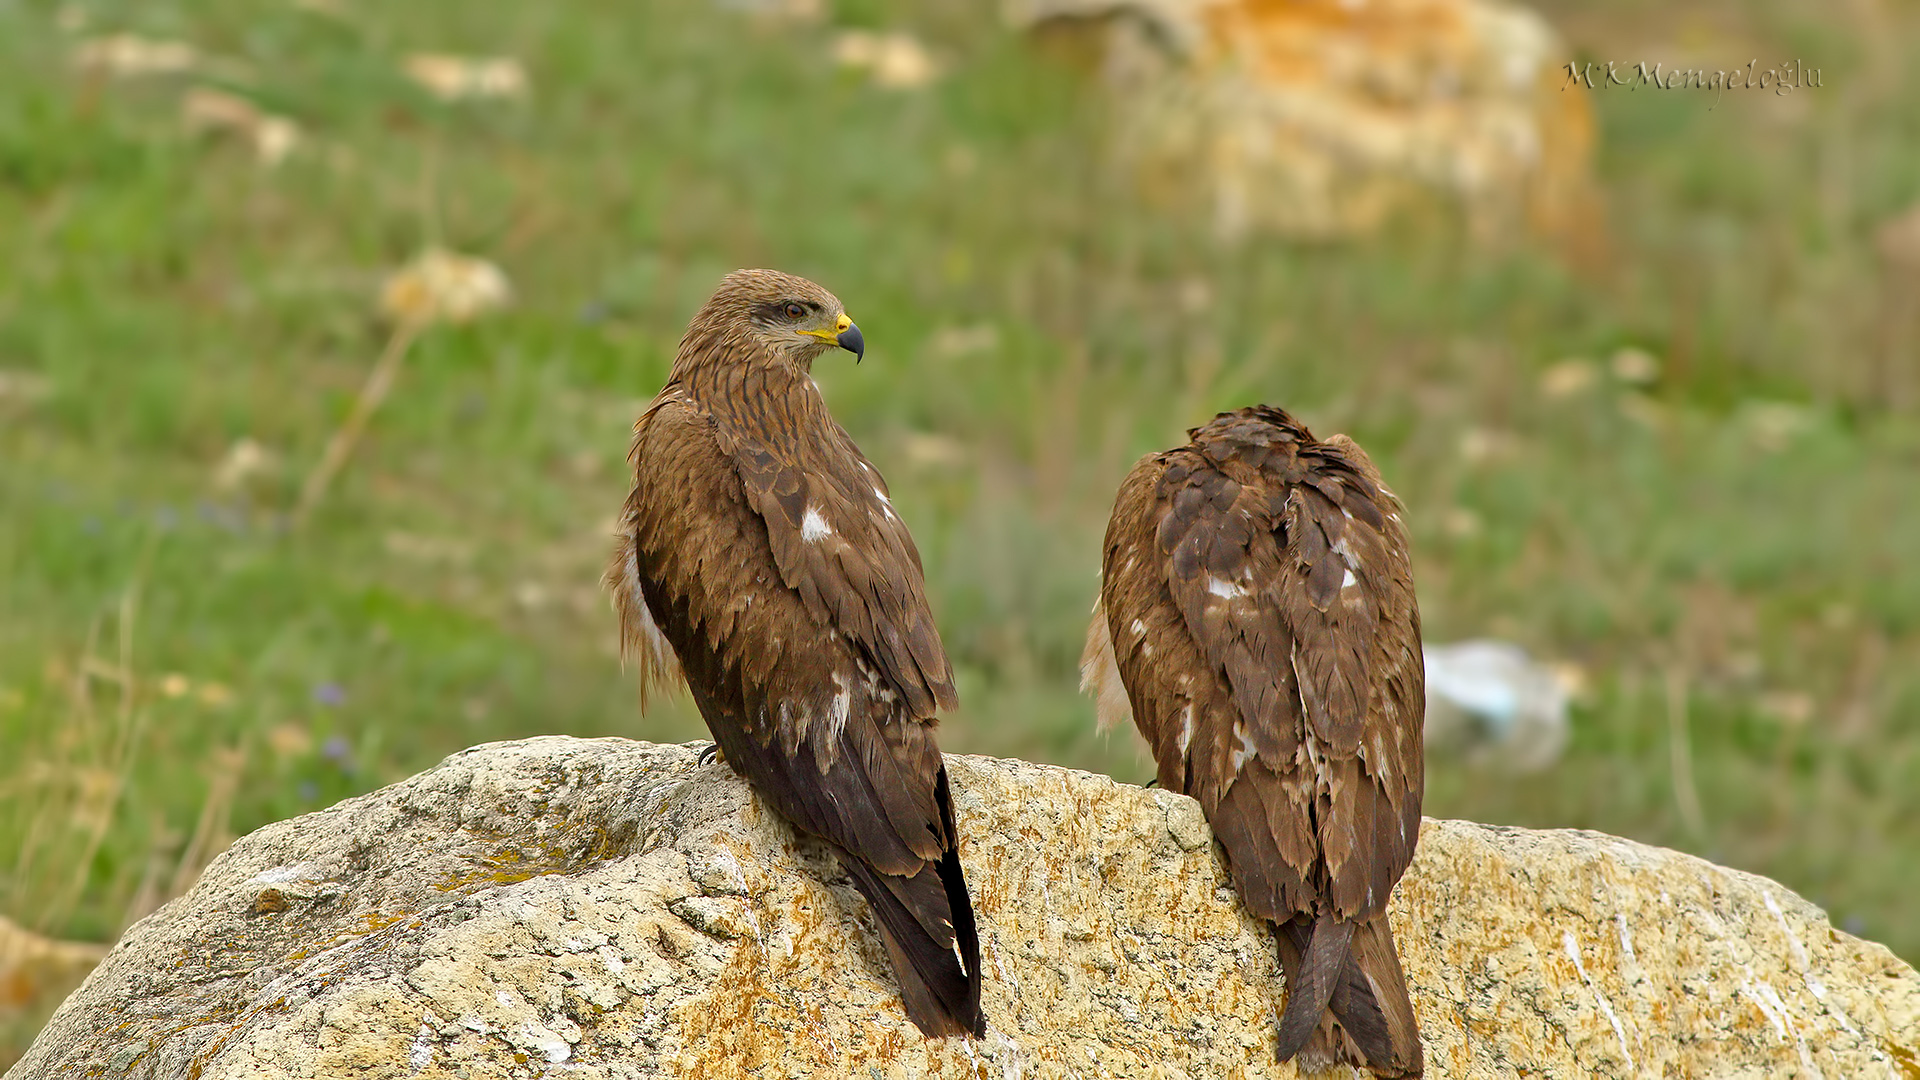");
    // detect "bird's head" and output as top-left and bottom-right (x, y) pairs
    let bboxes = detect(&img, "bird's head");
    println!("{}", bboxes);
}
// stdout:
(701, 268), (864, 370)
